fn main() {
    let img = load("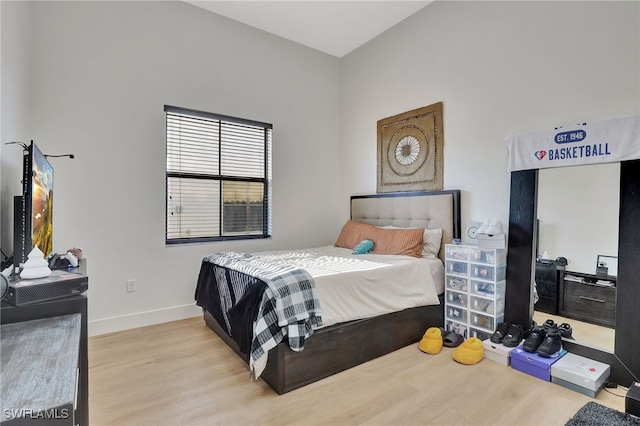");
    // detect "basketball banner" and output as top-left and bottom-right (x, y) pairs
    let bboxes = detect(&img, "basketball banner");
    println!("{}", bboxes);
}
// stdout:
(507, 114), (640, 172)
